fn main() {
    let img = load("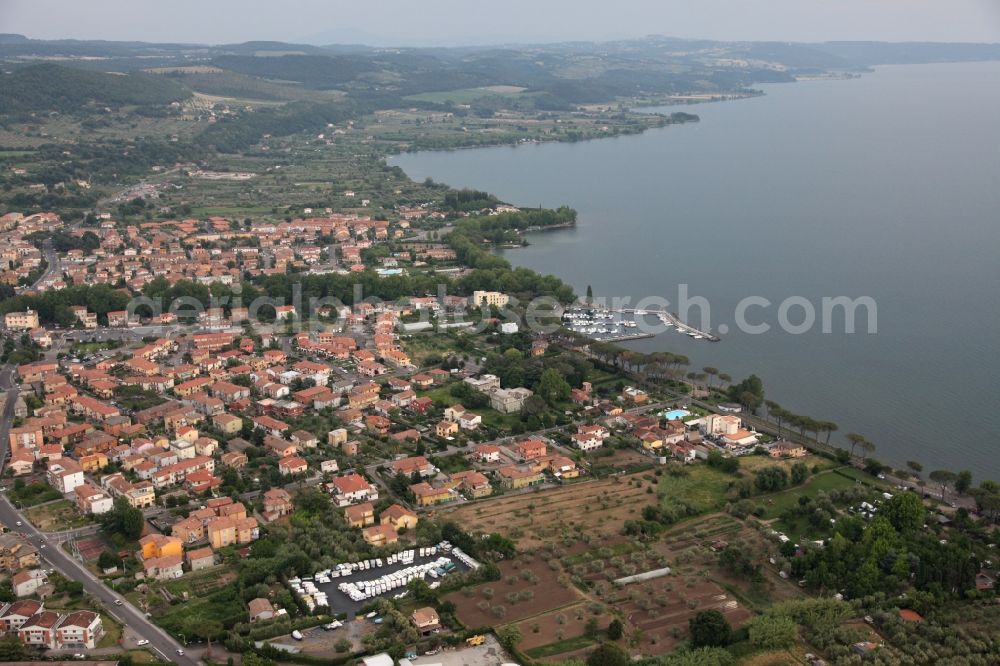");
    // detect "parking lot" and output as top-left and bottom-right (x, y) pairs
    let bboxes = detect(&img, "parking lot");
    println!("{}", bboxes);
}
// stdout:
(310, 552), (471, 618)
